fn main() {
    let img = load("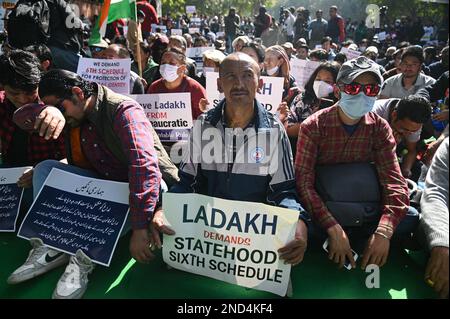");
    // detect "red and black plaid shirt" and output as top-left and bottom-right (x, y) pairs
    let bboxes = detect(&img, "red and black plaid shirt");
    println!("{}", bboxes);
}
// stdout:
(0, 91), (66, 166)
(295, 105), (409, 234)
